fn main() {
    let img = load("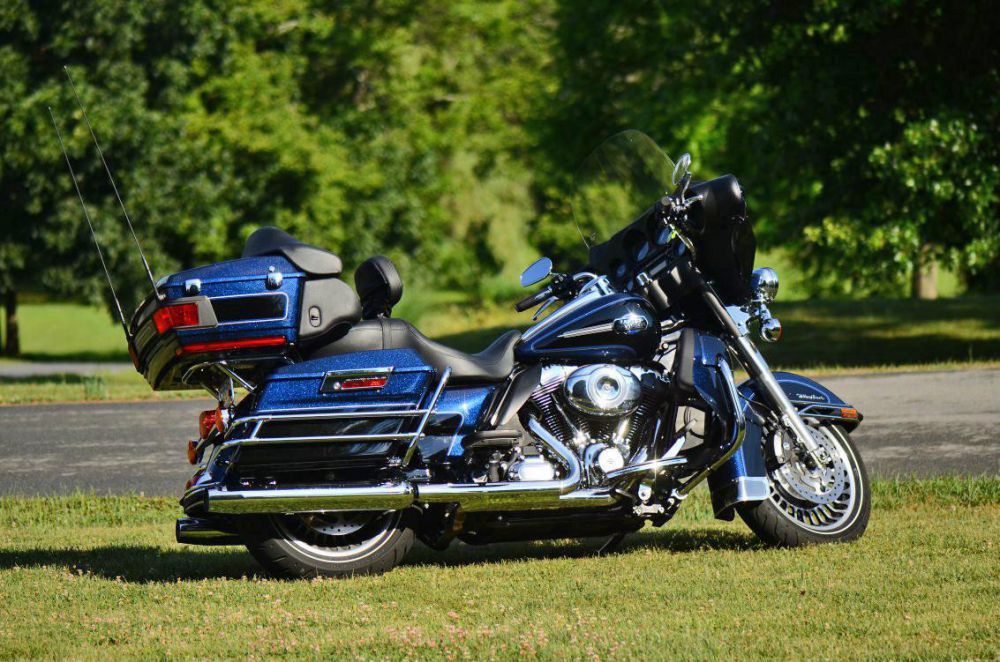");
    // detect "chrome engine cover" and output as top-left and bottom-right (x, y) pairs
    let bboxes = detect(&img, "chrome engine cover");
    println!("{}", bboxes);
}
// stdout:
(563, 364), (642, 417)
